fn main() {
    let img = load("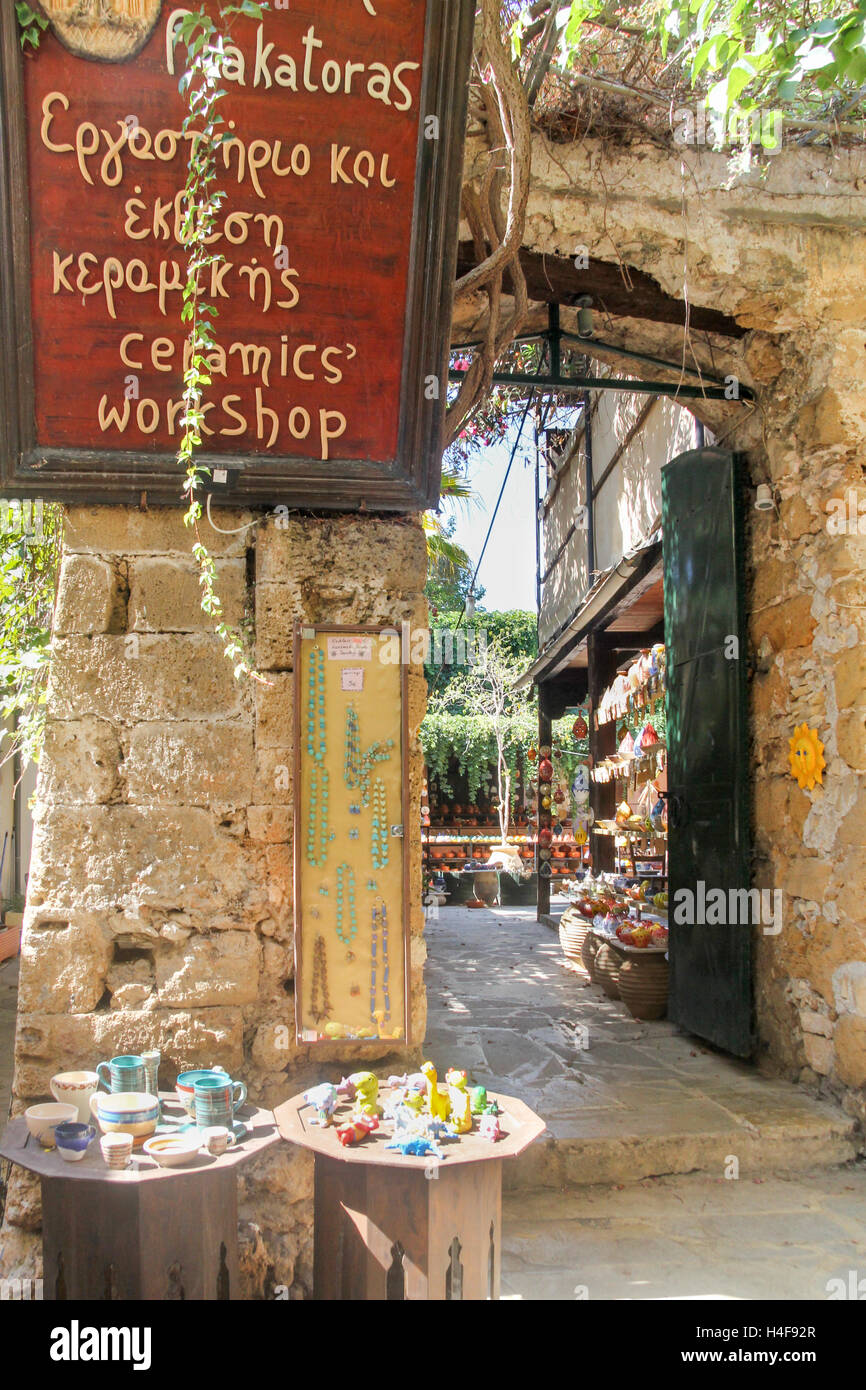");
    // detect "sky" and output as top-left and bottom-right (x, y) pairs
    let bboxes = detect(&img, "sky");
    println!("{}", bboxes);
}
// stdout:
(446, 433), (539, 613)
